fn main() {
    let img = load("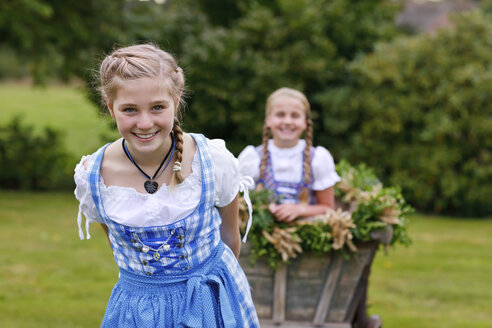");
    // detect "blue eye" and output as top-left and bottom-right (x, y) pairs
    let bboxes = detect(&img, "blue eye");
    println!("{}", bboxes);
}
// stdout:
(123, 107), (137, 113)
(153, 105), (164, 111)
